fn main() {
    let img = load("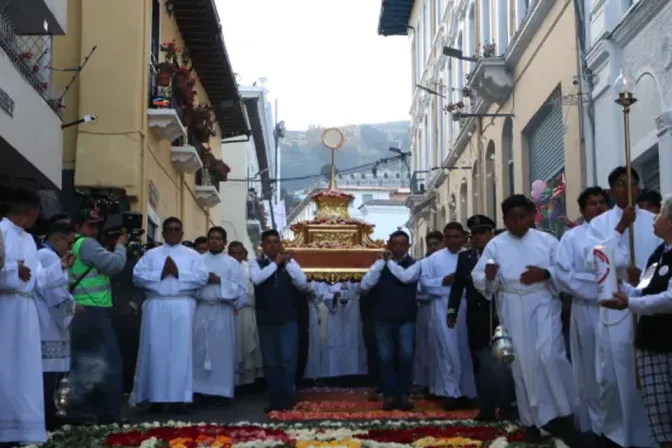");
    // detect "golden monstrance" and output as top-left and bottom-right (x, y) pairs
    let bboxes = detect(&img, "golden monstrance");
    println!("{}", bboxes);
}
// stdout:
(283, 127), (385, 283)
